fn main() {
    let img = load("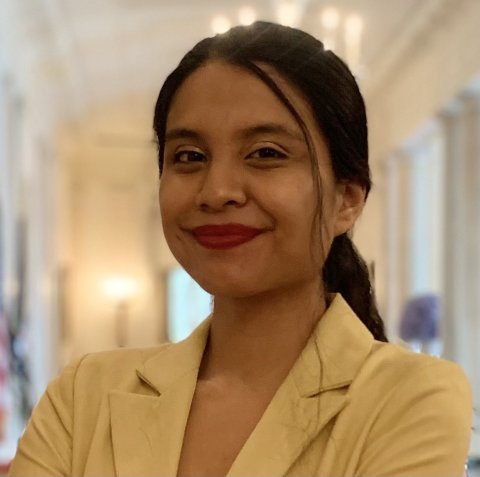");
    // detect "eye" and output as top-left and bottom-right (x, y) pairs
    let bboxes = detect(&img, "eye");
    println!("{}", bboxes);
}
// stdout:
(173, 150), (206, 164)
(247, 147), (287, 160)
